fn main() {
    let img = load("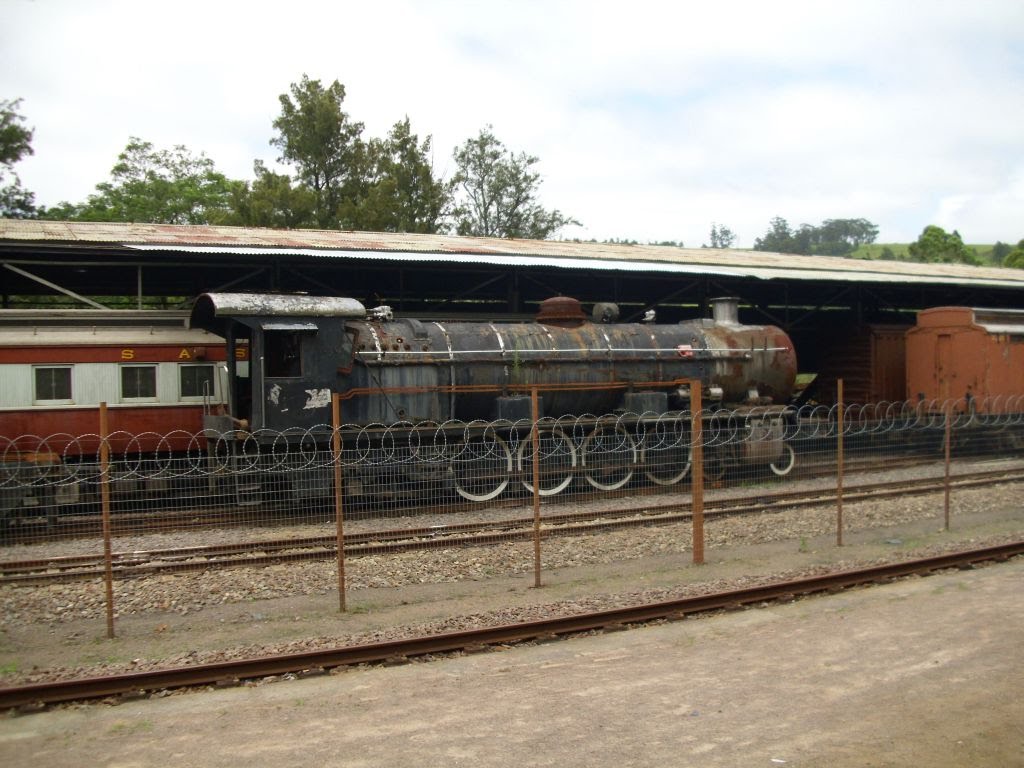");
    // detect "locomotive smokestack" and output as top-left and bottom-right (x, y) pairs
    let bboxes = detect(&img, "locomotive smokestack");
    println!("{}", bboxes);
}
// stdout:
(710, 297), (740, 325)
